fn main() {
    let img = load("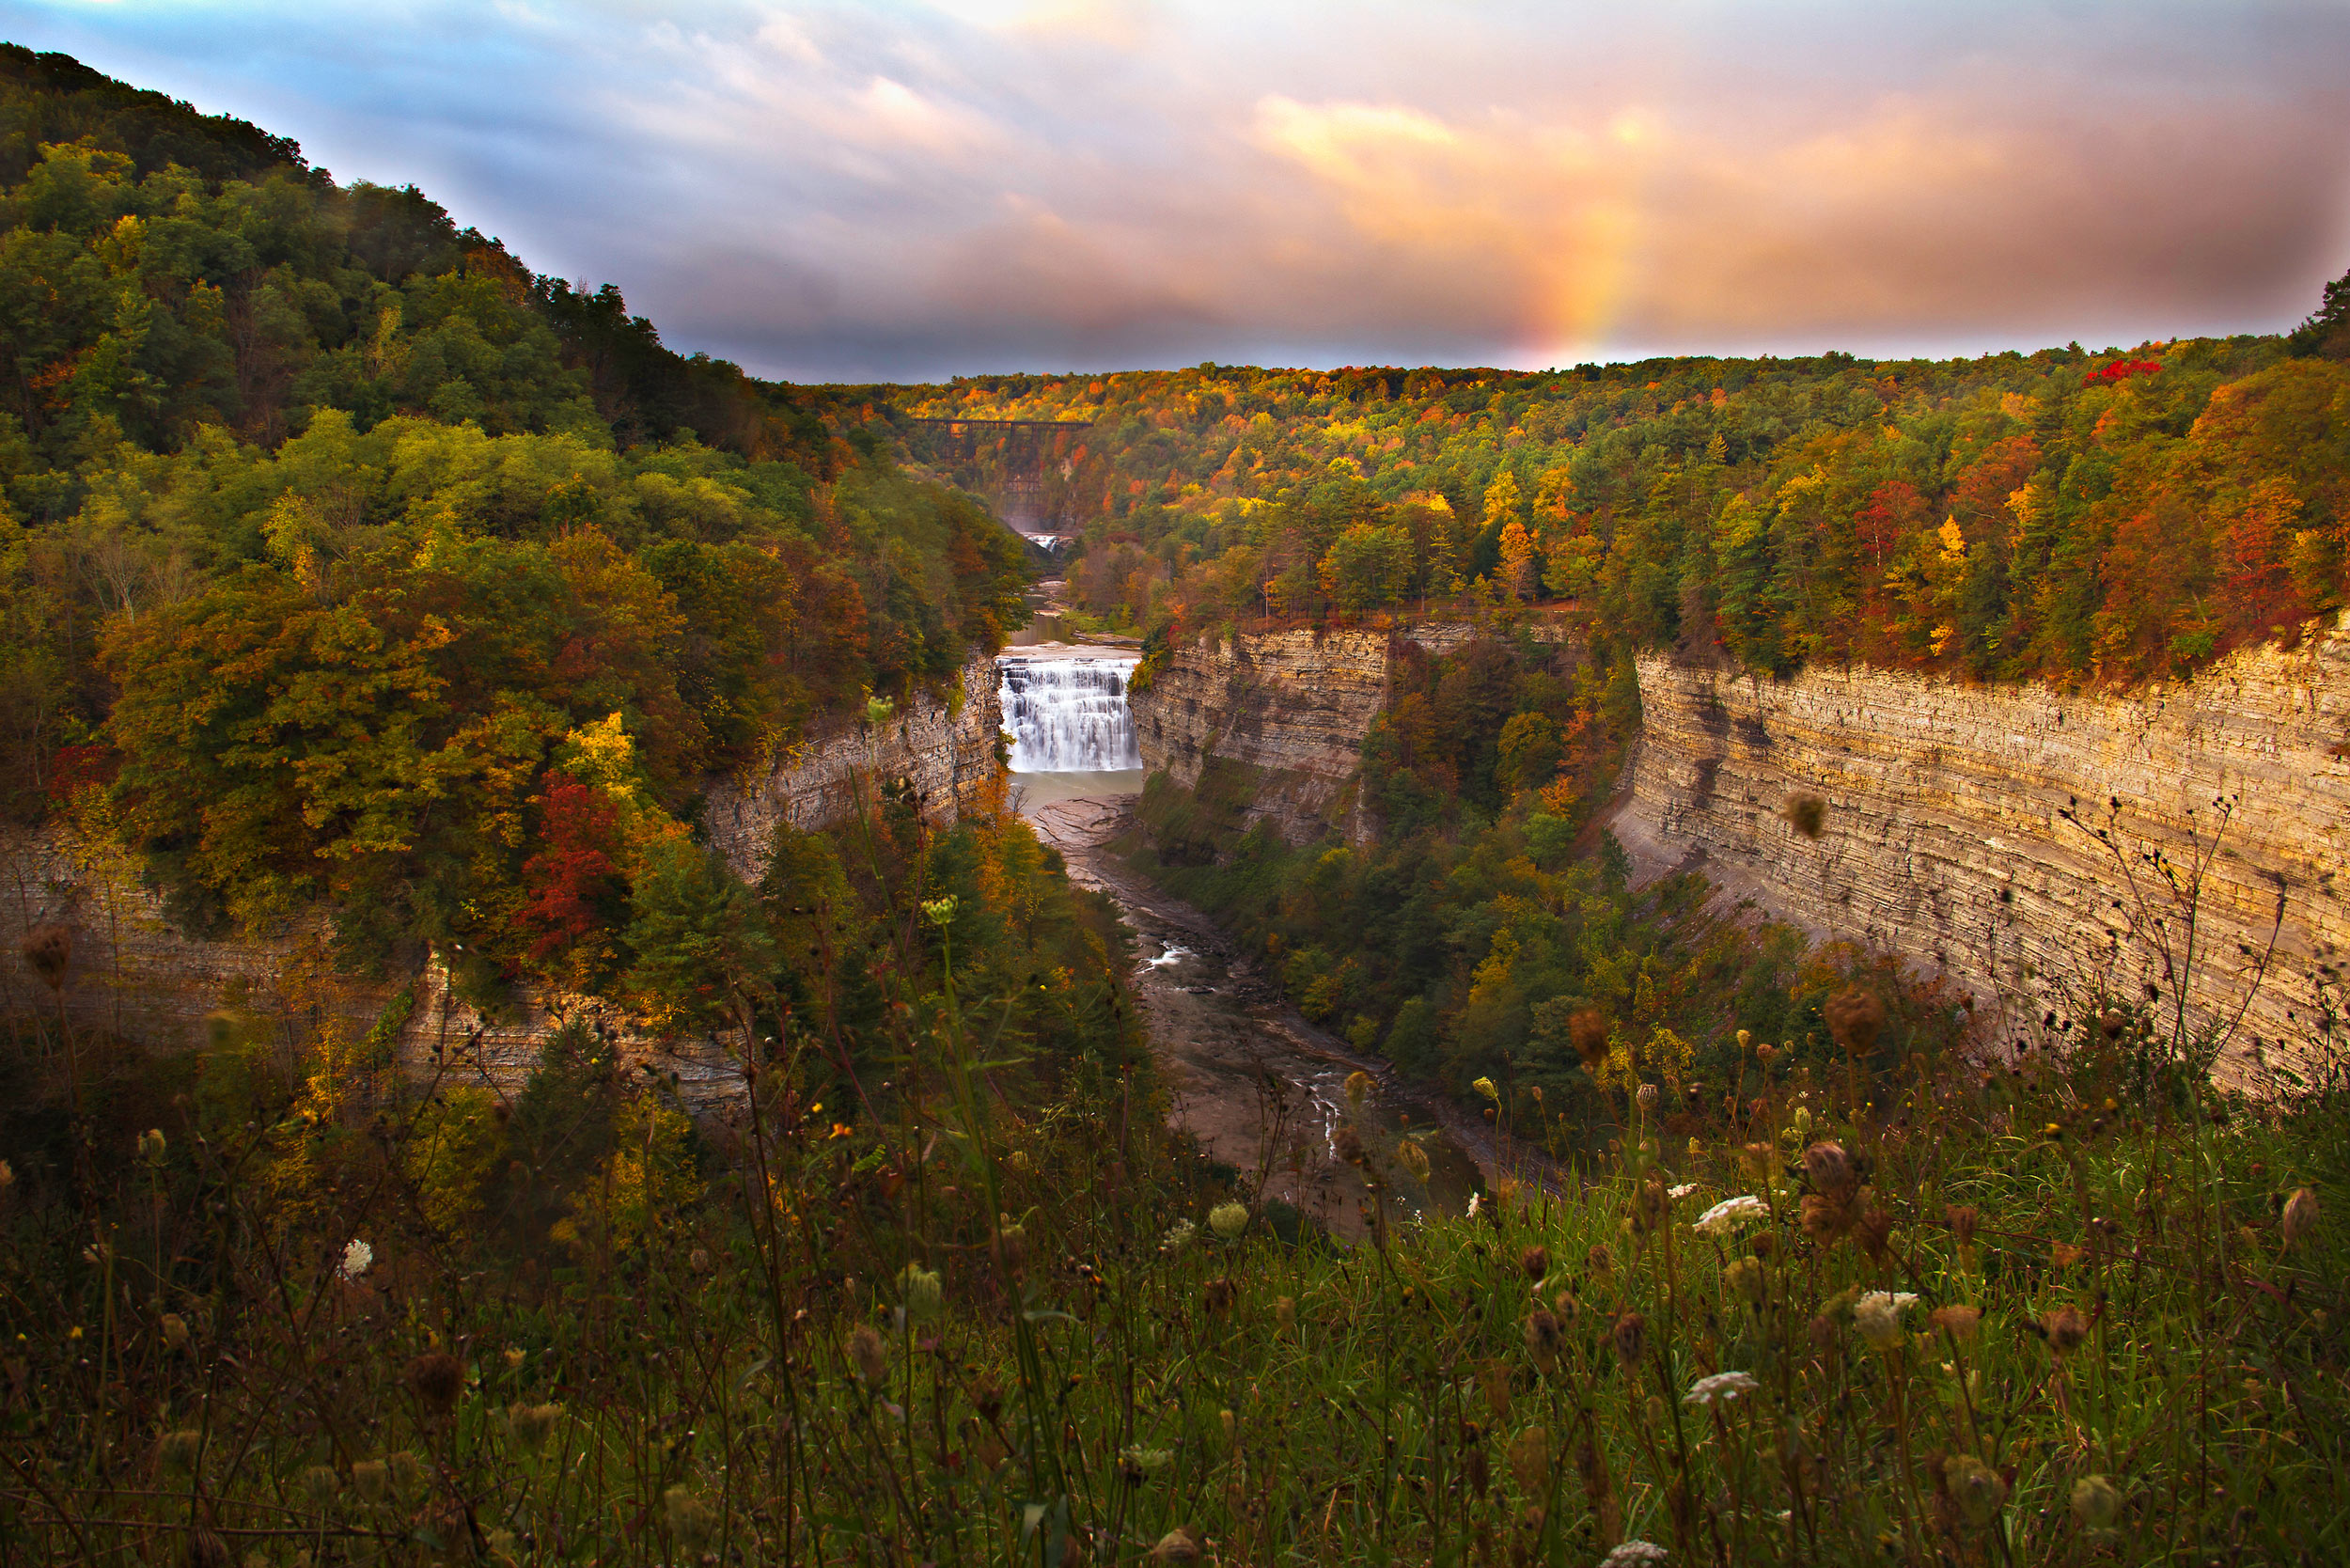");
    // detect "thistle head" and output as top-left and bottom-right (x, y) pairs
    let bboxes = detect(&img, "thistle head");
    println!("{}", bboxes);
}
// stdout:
(1610, 1310), (1646, 1368)
(1519, 1245), (1550, 1282)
